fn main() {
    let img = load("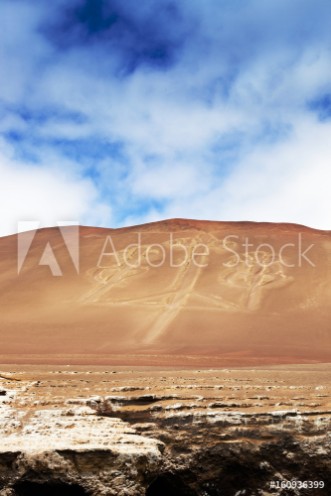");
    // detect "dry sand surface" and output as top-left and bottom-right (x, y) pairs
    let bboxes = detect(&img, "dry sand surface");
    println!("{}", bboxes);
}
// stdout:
(0, 219), (330, 365)
(1, 363), (330, 417)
